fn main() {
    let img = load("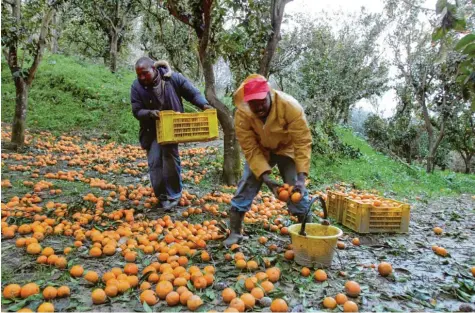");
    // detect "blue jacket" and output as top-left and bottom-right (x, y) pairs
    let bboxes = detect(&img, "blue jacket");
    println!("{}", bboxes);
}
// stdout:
(131, 60), (209, 149)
